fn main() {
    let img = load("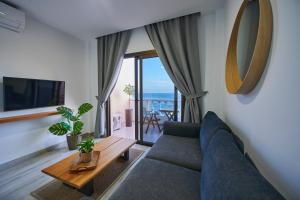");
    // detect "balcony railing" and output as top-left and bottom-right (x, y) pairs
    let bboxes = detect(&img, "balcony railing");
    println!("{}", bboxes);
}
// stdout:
(130, 98), (181, 116)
